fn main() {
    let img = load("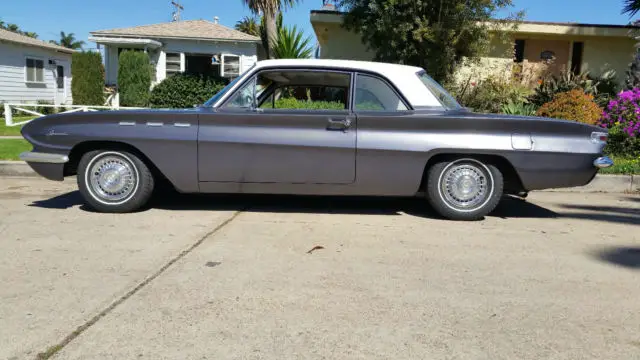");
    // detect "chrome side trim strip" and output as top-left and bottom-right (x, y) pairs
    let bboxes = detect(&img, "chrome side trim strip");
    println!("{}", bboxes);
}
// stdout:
(19, 152), (69, 164)
(146, 122), (163, 127)
(594, 156), (614, 169)
(174, 123), (191, 127)
(119, 121), (135, 126)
